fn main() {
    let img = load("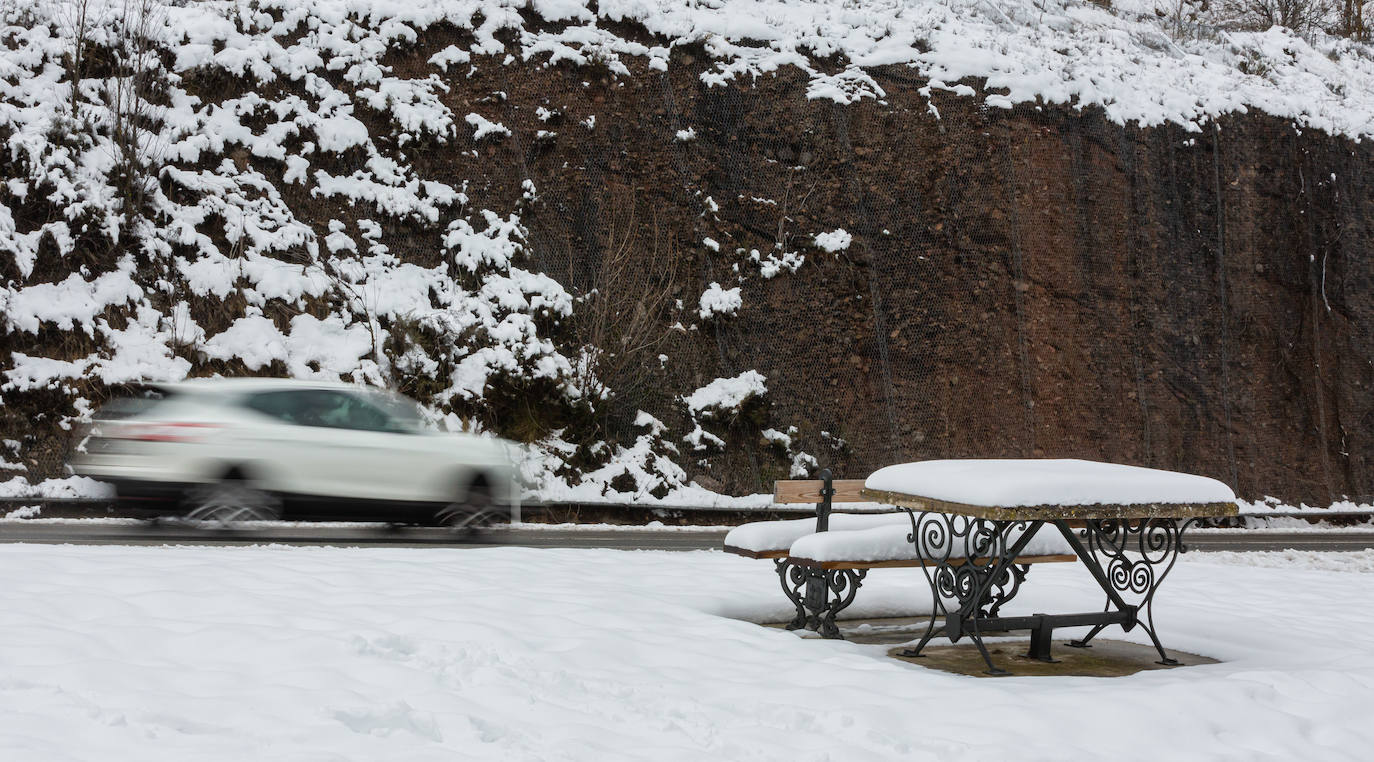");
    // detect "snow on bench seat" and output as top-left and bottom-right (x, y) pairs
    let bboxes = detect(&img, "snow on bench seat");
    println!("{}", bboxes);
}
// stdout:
(723, 513), (910, 558)
(787, 522), (1075, 569)
(864, 459), (1237, 510)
